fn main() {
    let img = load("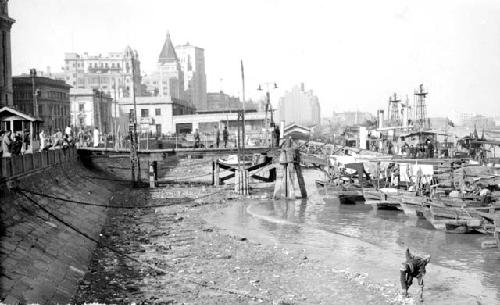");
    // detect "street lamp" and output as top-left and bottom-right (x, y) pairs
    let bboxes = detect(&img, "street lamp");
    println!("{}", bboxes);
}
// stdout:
(257, 82), (278, 146)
